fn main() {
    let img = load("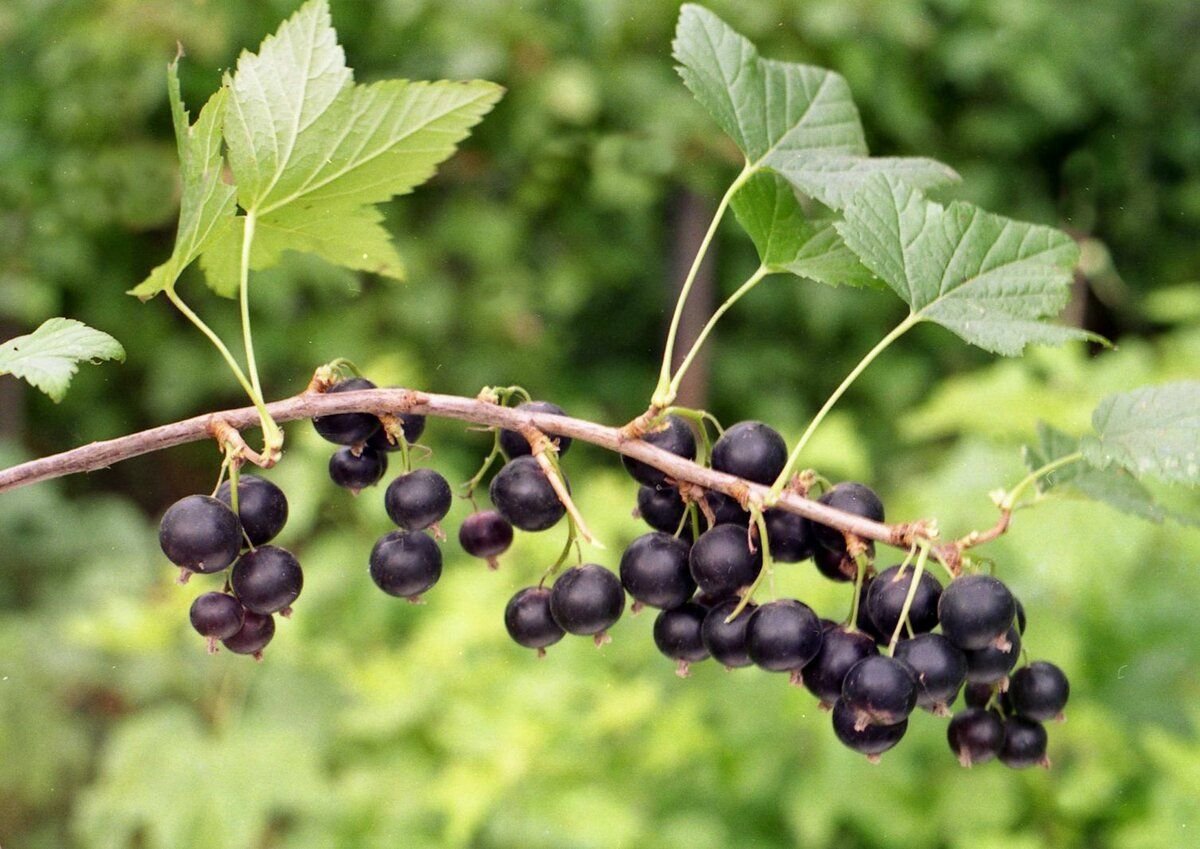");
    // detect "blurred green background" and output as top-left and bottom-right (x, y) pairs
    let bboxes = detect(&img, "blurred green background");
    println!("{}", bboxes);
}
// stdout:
(2, 0), (1199, 846)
